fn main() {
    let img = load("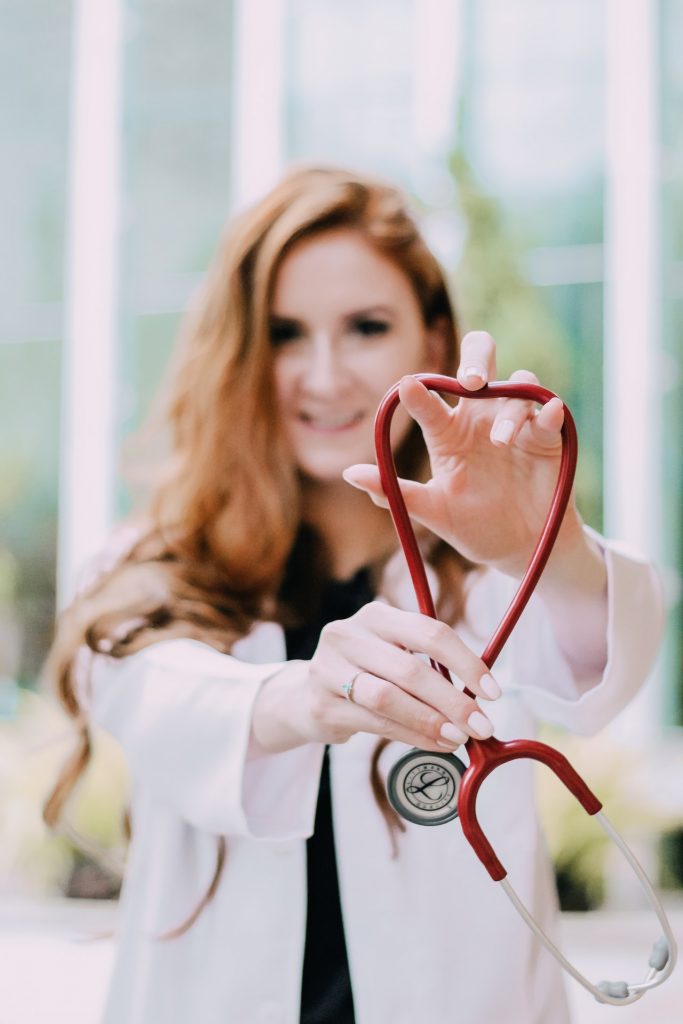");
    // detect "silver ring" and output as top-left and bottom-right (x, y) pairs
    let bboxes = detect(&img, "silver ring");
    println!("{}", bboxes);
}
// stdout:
(342, 671), (362, 702)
